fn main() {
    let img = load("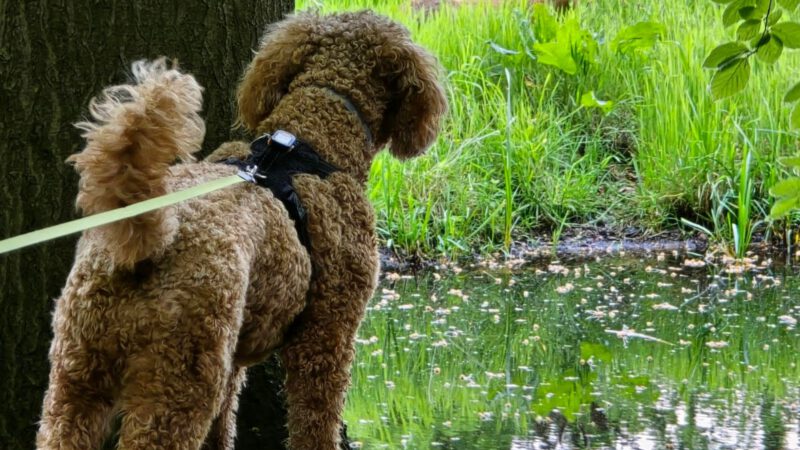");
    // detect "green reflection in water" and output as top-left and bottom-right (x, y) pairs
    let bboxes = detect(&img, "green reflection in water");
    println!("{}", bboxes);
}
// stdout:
(344, 256), (800, 449)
